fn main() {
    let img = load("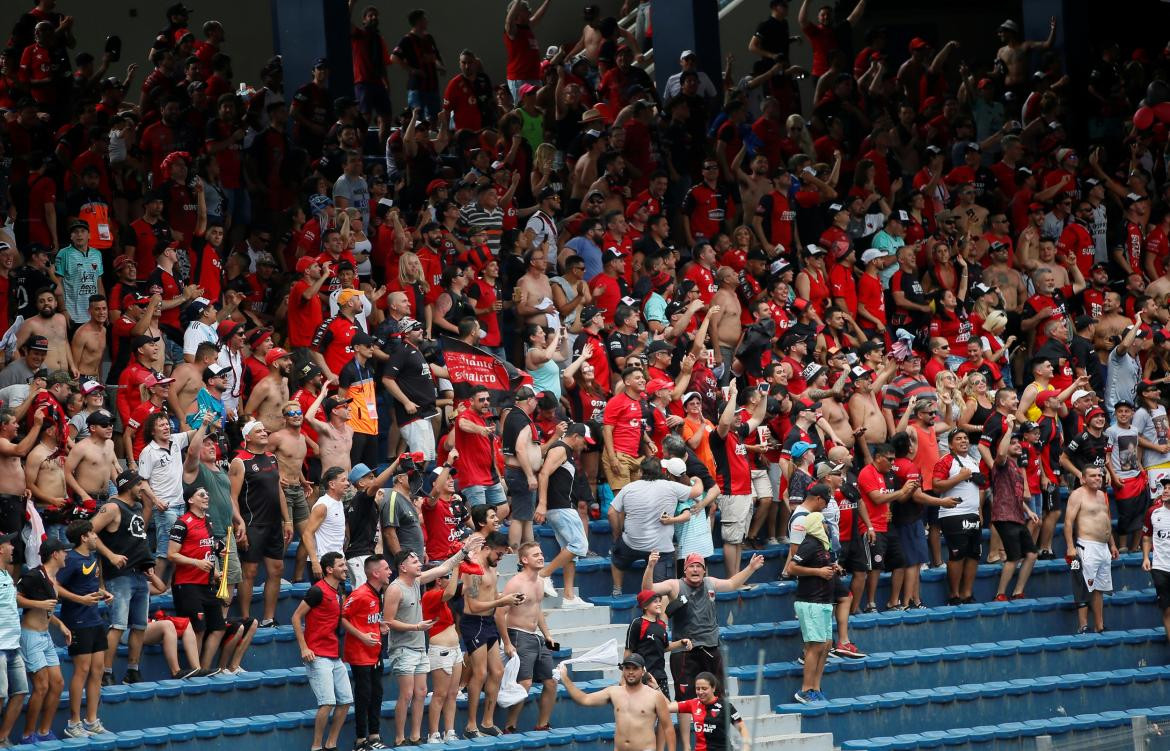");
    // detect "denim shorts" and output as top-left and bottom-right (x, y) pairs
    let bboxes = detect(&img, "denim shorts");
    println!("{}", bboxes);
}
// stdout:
(547, 508), (587, 558)
(107, 572), (149, 631)
(20, 629), (59, 673)
(462, 482), (506, 508)
(0, 649), (29, 698)
(154, 507), (181, 558)
(307, 656), (353, 706)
